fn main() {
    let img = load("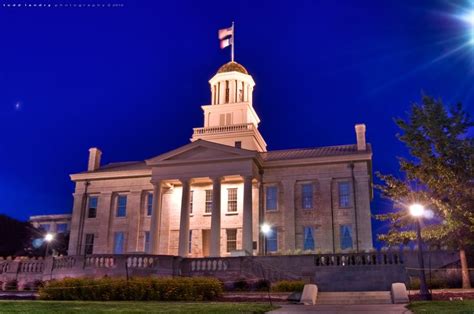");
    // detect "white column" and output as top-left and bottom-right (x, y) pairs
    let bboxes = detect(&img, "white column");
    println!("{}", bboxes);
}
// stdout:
(178, 179), (191, 257)
(210, 177), (222, 257)
(242, 175), (253, 254)
(149, 181), (163, 255)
